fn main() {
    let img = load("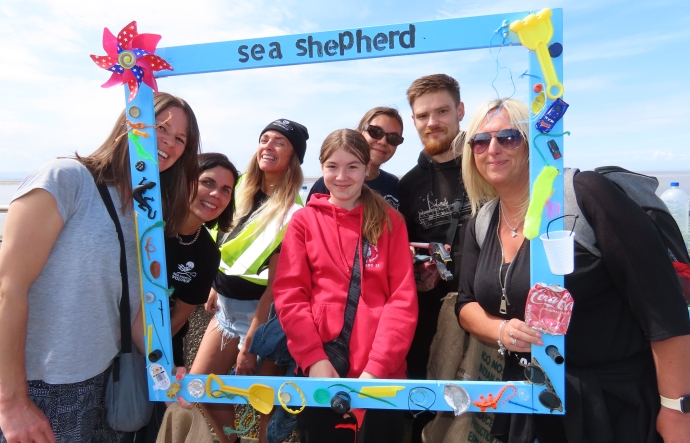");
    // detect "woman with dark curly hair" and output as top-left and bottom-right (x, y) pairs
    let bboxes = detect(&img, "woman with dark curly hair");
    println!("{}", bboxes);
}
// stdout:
(136, 152), (239, 441)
